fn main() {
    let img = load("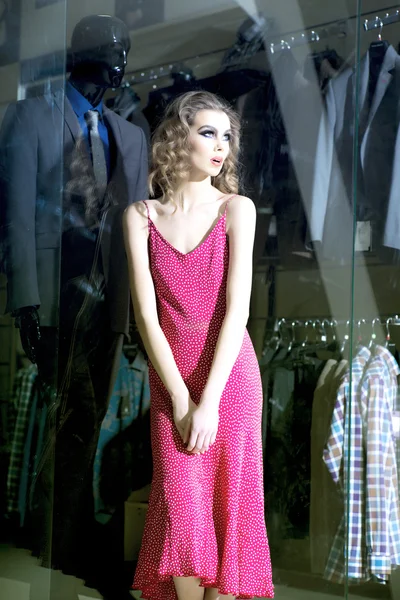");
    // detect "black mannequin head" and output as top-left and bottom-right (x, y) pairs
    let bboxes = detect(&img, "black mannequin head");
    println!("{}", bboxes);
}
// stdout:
(69, 14), (131, 105)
